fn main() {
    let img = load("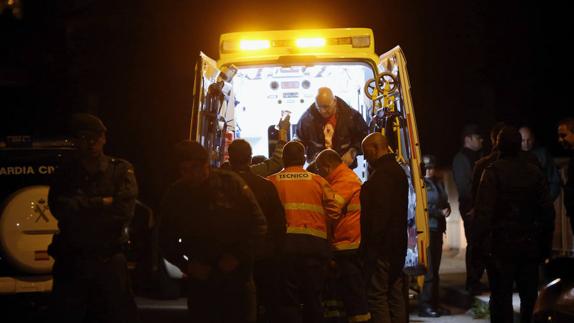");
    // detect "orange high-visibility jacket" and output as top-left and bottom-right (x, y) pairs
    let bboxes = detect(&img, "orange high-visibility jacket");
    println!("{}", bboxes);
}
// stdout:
(325, 163), (362, 251)
(268, 166), (342, 239)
